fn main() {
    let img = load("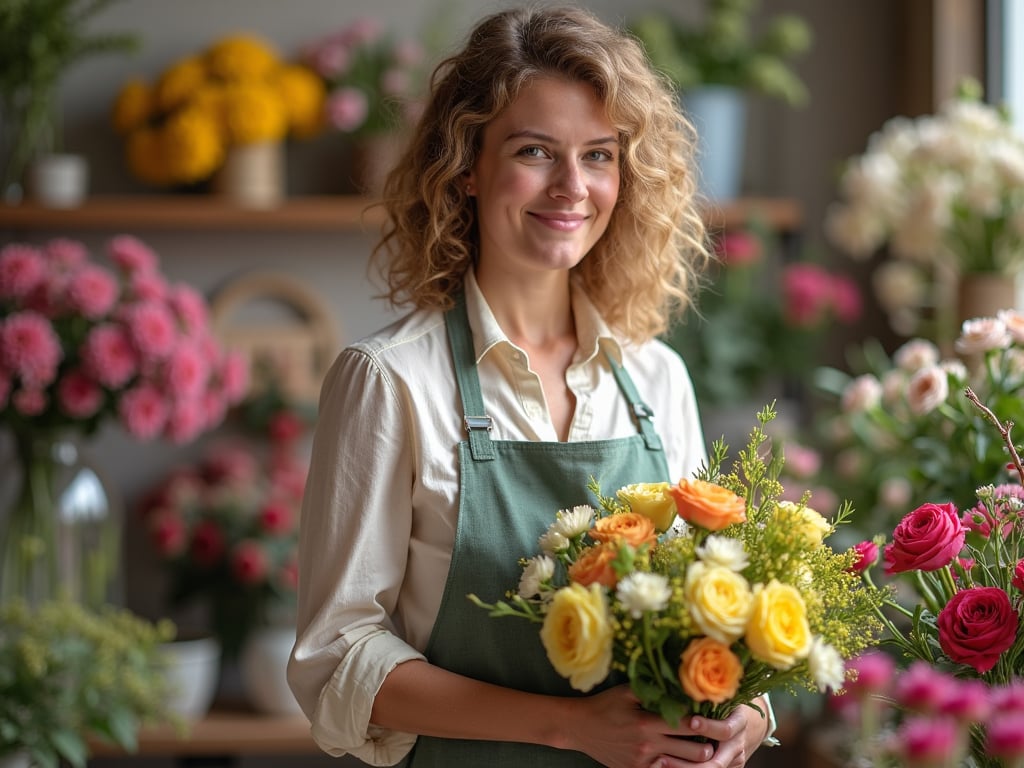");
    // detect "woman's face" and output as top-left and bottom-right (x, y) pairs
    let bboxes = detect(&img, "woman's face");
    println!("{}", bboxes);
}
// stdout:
(467, 76), (620, 280)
